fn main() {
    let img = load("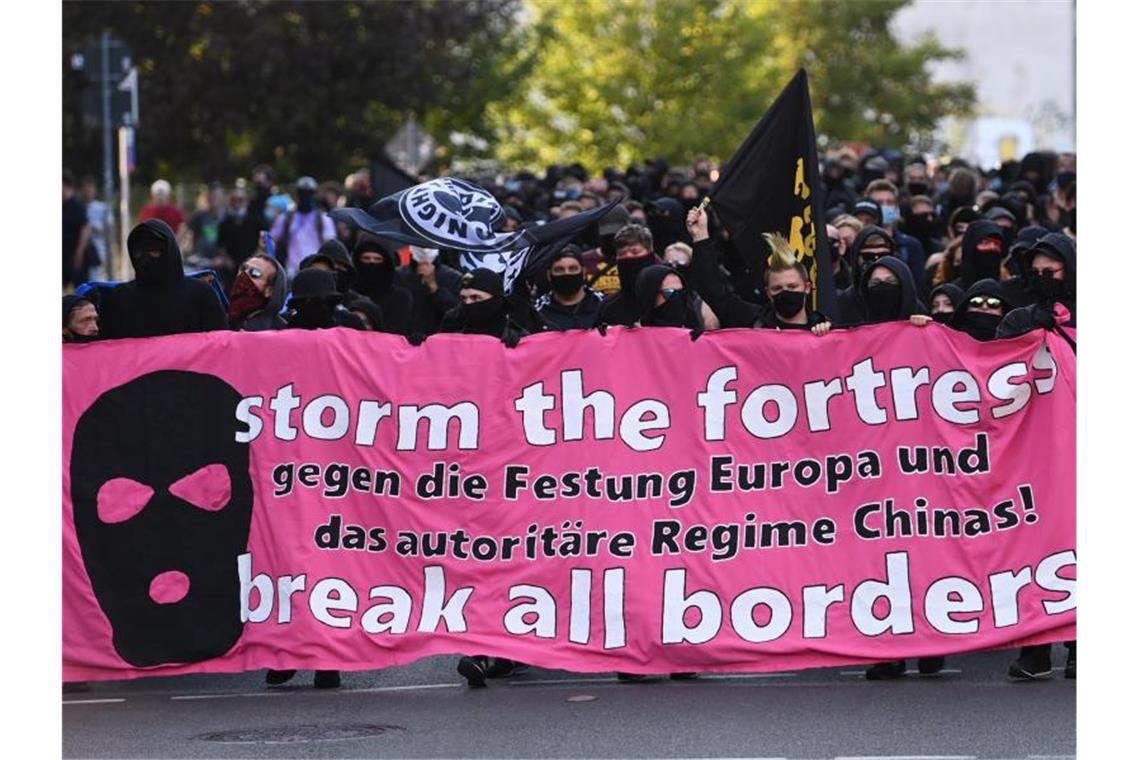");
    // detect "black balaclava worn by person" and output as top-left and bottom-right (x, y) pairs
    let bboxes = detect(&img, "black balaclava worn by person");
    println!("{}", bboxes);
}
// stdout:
(955, 220), (1008, 288)
(634, 264), (698, 328)
(130, 221), (183, 288)
(347, 298), (385, 332)
(950, 278), (1010, 341)
(1007, 225), (1049, 277)
(459, 268), (509, 336)
(287, 268), (341, 330)
(353, 238), (397, 300)
(928, 283), (966, 324)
